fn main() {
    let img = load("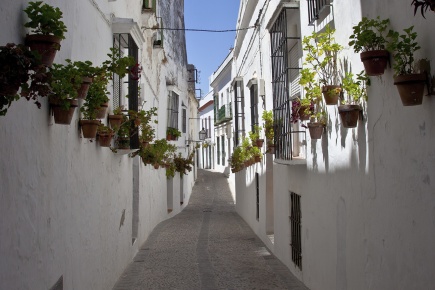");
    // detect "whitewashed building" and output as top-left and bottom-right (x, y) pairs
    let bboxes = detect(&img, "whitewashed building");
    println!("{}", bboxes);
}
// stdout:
(0, 0), (198, 289)
(198, 90), (215, 169)
(230, 0), (435, 289)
